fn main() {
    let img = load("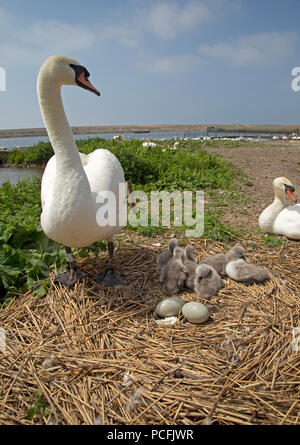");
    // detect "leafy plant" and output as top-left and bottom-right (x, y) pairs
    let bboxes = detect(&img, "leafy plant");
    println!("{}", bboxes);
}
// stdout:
(26, 389), (51, 421)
